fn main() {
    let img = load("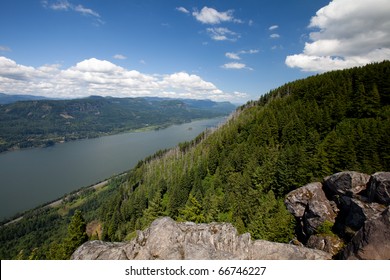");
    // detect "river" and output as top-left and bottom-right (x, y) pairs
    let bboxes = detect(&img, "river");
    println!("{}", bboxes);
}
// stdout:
(0, 117), (226, 220)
